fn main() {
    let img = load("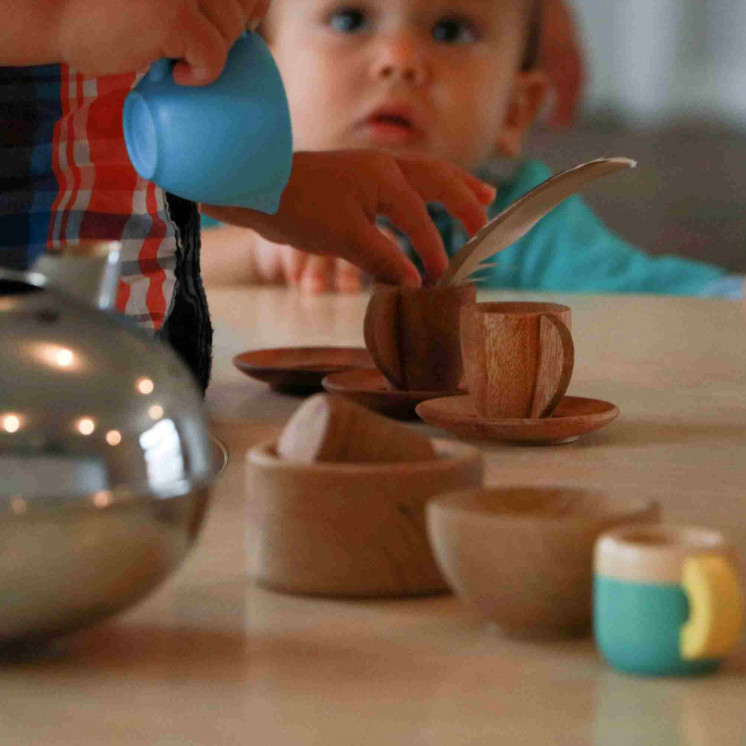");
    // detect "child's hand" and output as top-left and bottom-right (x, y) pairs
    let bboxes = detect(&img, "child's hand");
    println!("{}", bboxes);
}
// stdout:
(255, 241), (363, 293)
(199, 222), (363, 291)
(55, 0), (270, 84)
(203, 150), (496, 287)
